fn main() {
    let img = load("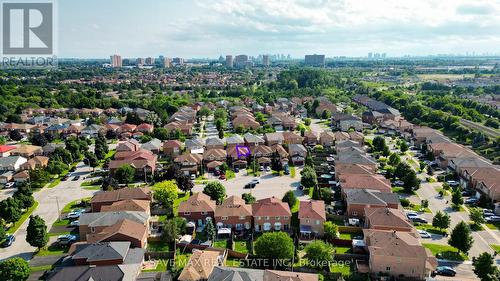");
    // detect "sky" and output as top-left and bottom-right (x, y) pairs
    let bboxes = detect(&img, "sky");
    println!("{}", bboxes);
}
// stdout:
(58, 0), (500, 58)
